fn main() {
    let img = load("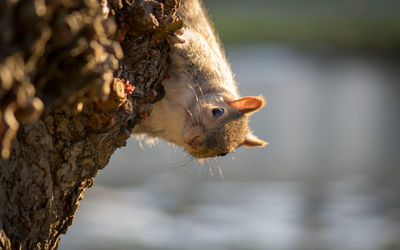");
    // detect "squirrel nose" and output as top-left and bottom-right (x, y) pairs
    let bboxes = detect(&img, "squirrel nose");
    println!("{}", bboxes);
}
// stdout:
(185, 135), (201, 149)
